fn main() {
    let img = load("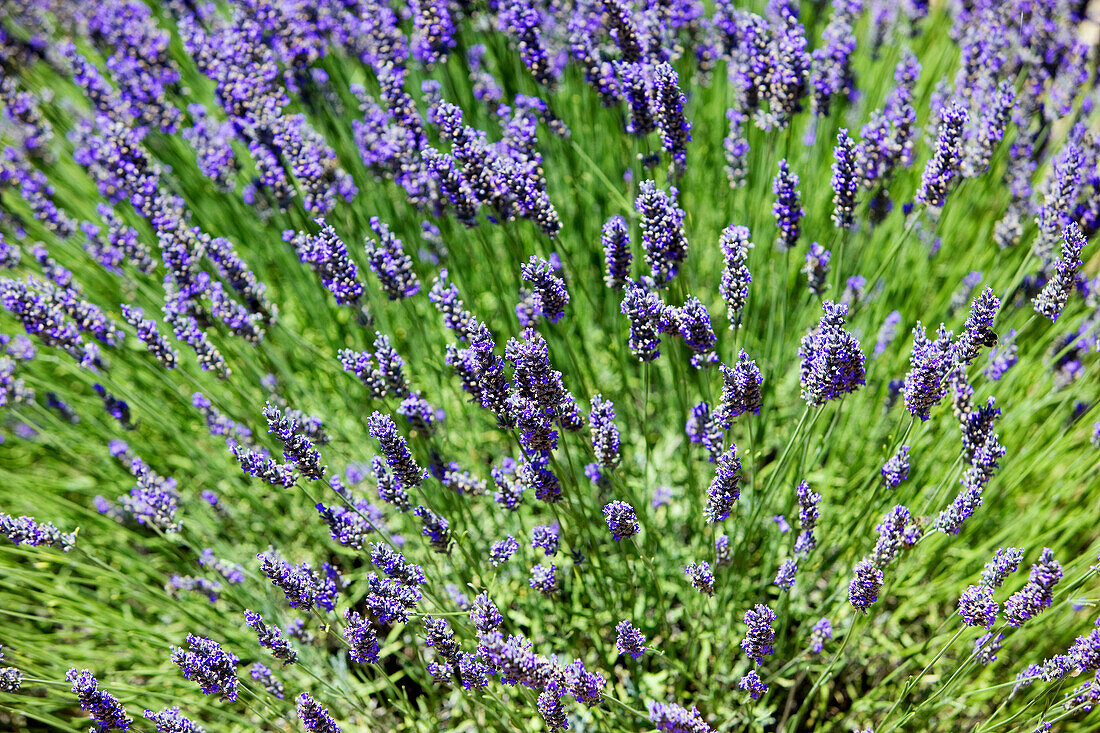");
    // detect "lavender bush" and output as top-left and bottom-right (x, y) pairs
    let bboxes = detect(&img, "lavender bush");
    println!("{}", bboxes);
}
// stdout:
(0, 1), (1099, 732)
